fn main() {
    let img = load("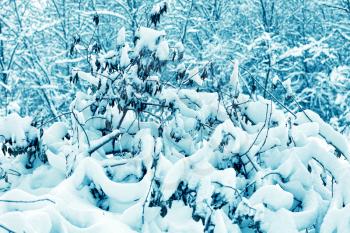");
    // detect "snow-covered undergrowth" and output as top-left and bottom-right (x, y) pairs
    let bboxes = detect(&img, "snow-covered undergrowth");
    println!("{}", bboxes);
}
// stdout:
(0, 23), (349, 233)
